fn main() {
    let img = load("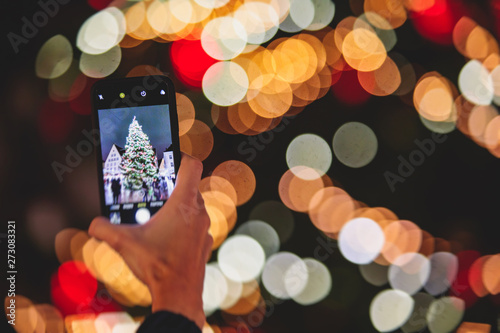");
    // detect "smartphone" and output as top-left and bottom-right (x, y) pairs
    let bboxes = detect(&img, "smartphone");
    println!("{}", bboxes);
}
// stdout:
(91, 75), (181, 224)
